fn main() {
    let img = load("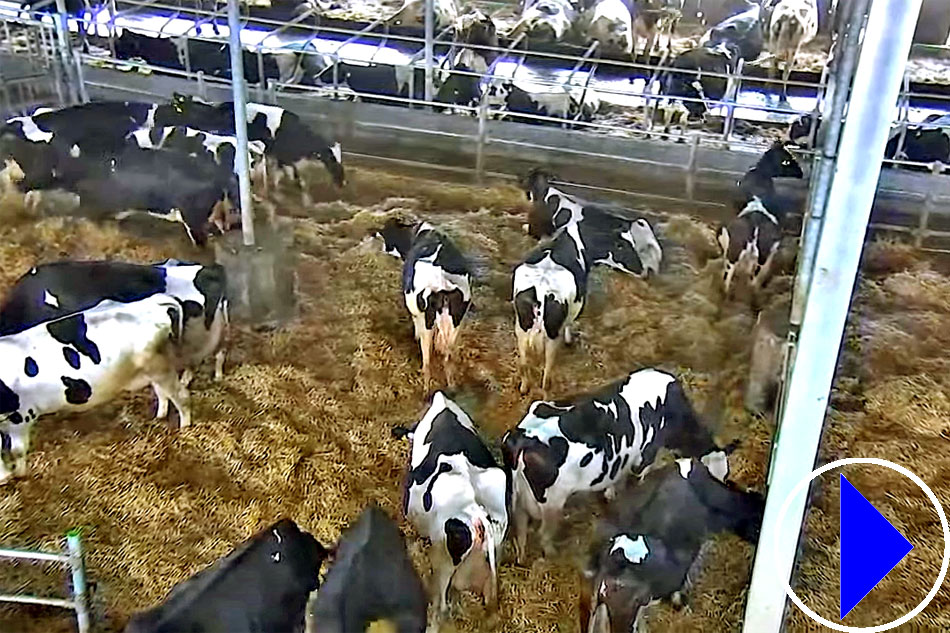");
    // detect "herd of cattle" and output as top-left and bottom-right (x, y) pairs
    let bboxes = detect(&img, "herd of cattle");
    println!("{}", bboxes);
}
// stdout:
(0, 91), (814, 631)
(19, 0), (836, 131)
